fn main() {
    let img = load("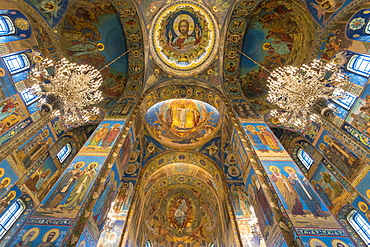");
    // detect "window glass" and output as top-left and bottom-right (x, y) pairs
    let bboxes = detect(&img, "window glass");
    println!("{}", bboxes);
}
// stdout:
(297, 148), (314, 169)
(347, 54), (370, 77)
(3, 53), (30, 75)
(20, 87), (41, 106)
(56, 143), (72, 163)
(365, 20), (370, 35)
(331, 89), (357, 110)
(347, 209), (370, 245)
(0, 198), (26, 239)
(145, 240), (152, 247)
(0, 16), (15, 36)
